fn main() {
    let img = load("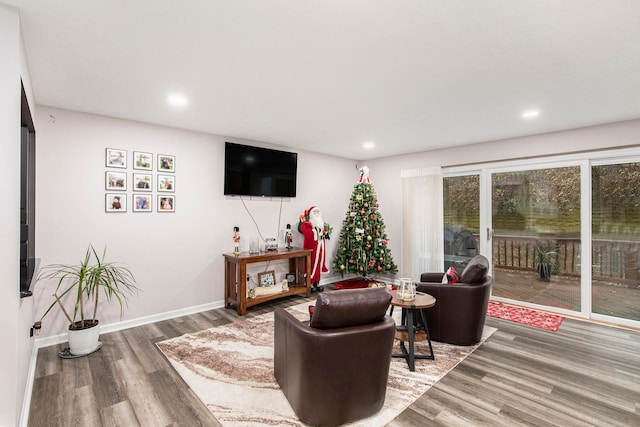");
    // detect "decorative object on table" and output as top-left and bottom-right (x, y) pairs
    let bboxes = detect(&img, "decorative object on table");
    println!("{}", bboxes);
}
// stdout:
(233, 226), (241, 255)
(332, 165), (398, 279)
(265, 237), (278, 251)
(133, 151), (152, 170)
(105, 148), (127, 168)
(397, 277), (416, 301)
(297, 206), (332, 292)
(258, 270), (276, 287)
(285, 273), (296, 284)
(534, 243), (559, 281)
(36, 245), (139, 357)
(281, 279), (289, 291)
(158, 154), (175, 172)
(284, 223), (293, 249)
(249, 237), (260, 254)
